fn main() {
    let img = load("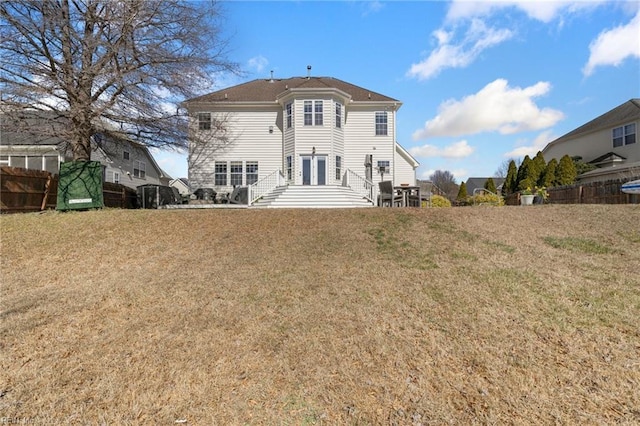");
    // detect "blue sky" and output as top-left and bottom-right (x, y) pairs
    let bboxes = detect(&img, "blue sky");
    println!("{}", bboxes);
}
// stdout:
(154, 0), (640, 182)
